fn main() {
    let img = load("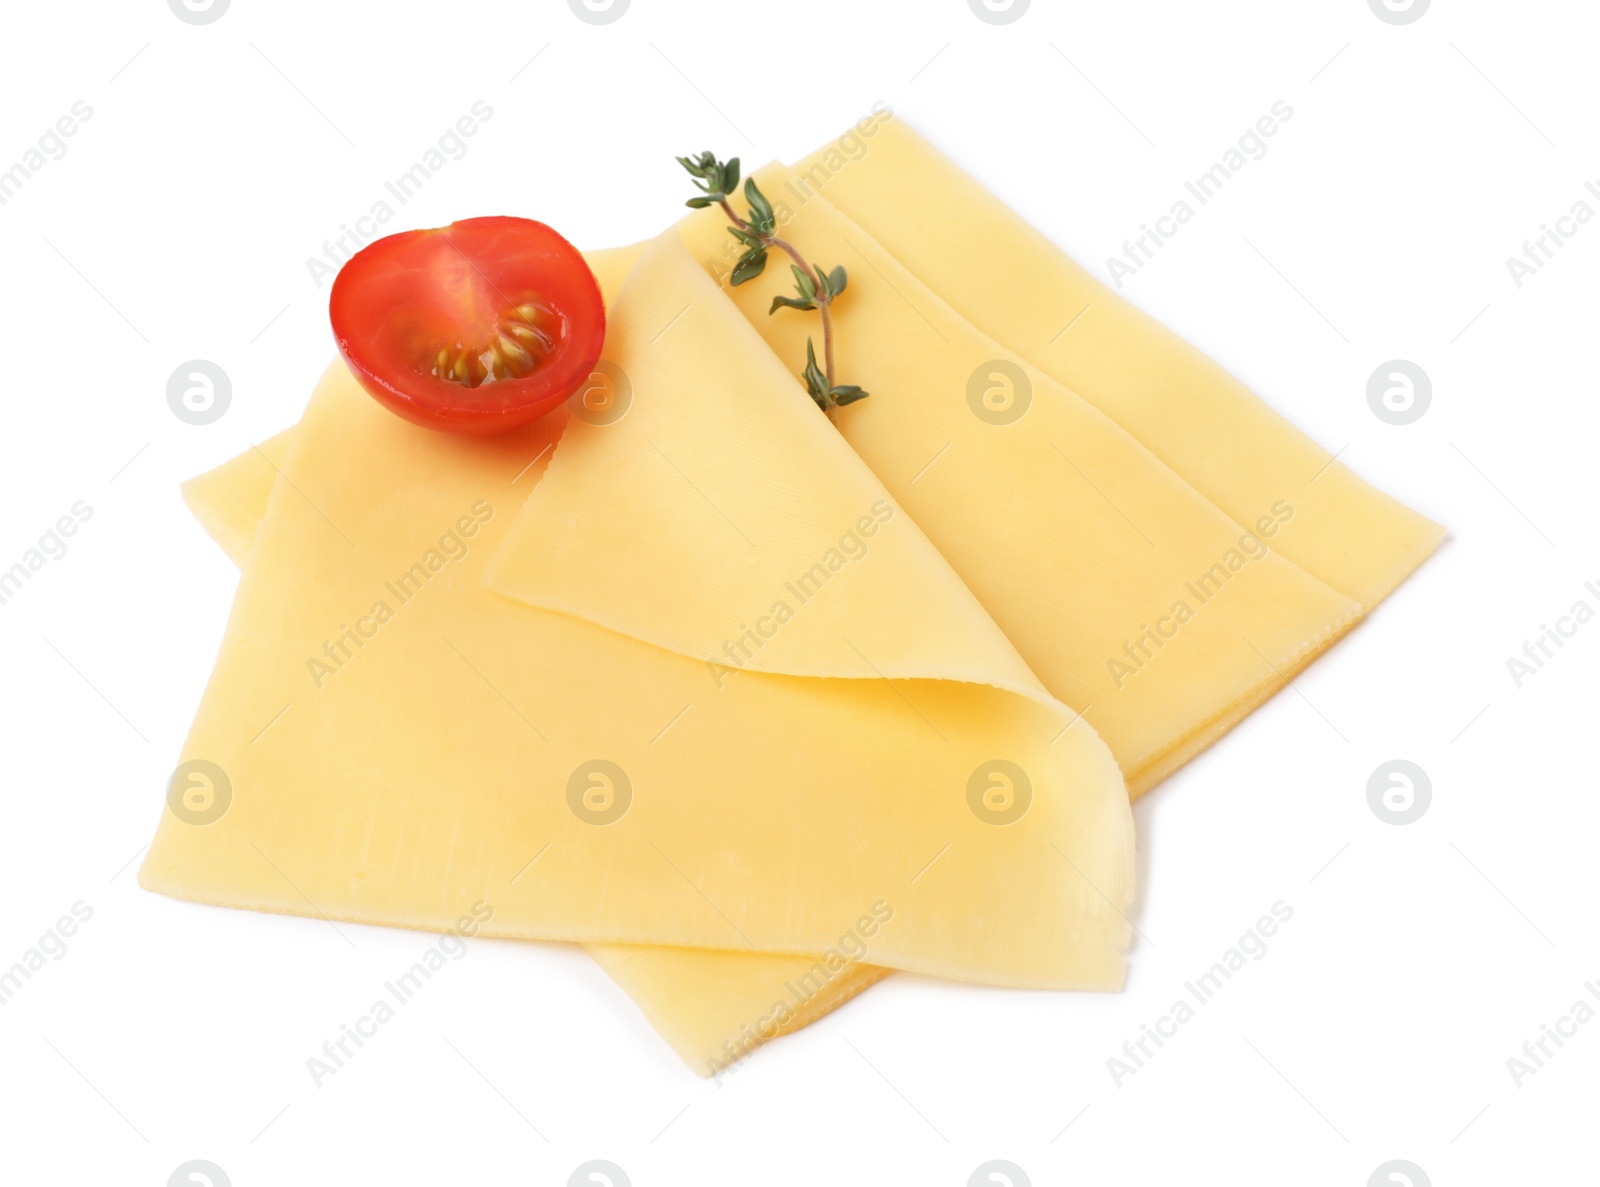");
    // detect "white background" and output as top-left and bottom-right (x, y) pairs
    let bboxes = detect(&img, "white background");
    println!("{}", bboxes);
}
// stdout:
(1, 0), (1595, 1183)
